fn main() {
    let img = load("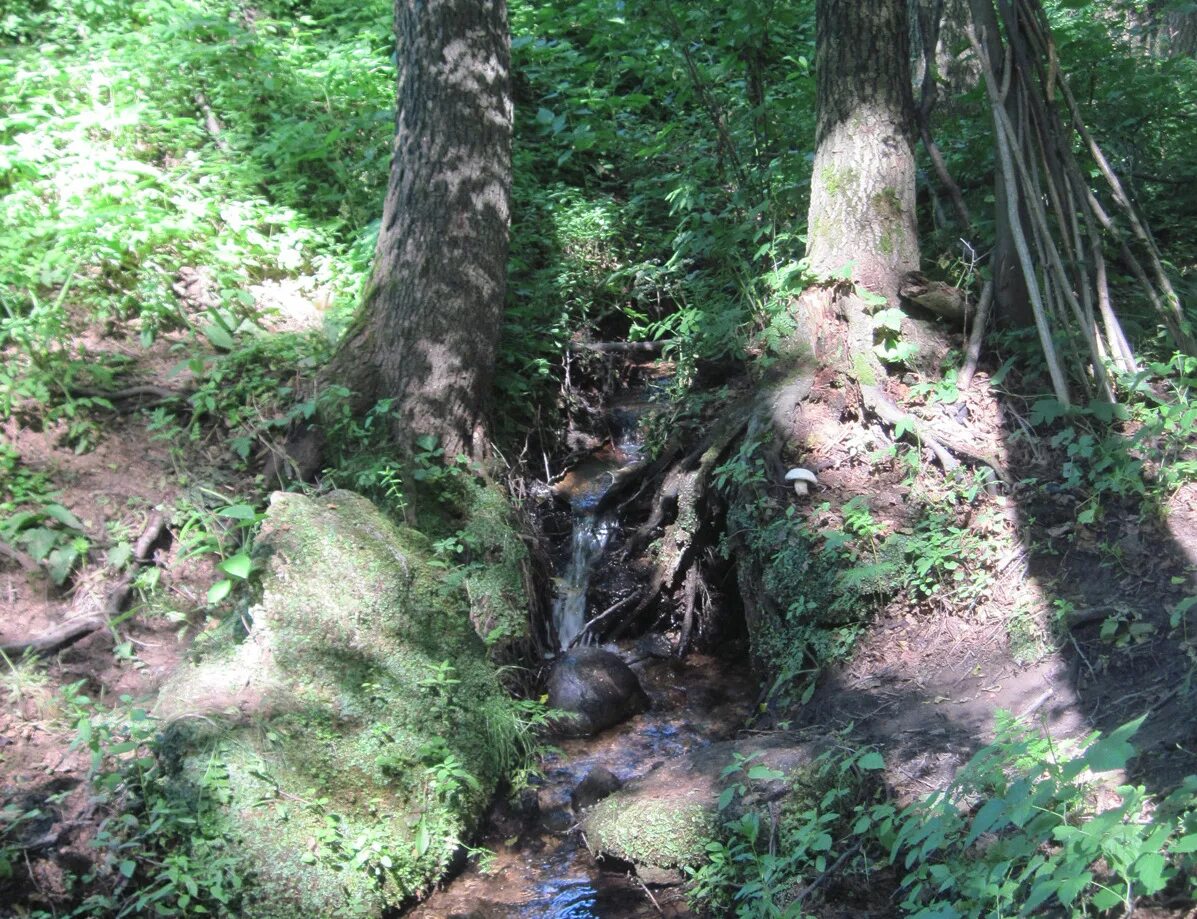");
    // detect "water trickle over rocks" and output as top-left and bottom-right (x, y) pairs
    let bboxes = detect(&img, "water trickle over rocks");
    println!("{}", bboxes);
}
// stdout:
(408, 383), (758, 918)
